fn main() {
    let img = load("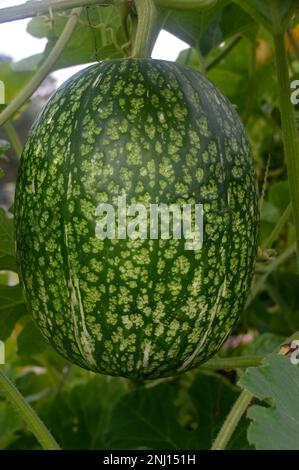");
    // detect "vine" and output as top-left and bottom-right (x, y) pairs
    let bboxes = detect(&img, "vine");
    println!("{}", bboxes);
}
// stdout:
(0, 369), (60, 450)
